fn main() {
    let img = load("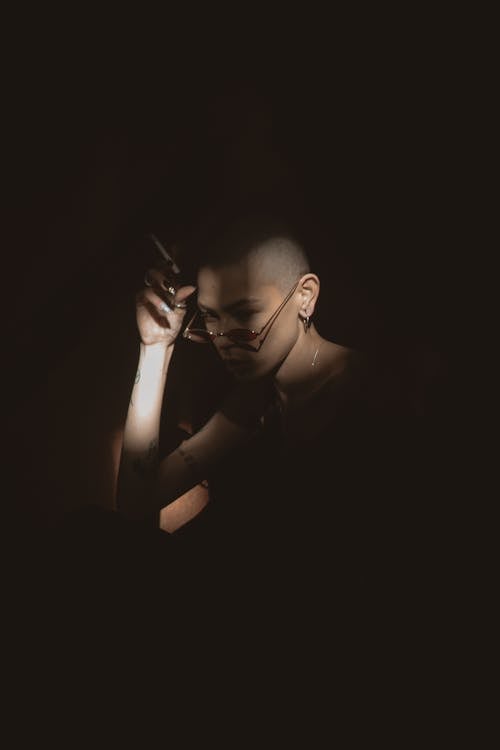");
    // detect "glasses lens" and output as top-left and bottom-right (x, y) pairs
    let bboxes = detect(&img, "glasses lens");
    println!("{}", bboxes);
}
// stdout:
(184, 329), (213, 343)
(228, 329), (259, 343)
